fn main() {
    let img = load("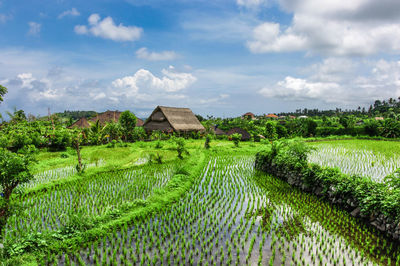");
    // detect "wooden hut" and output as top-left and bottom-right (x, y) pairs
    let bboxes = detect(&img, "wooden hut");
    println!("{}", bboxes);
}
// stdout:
(143, 106), (205, 133)
(226, 127), (251, 141)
